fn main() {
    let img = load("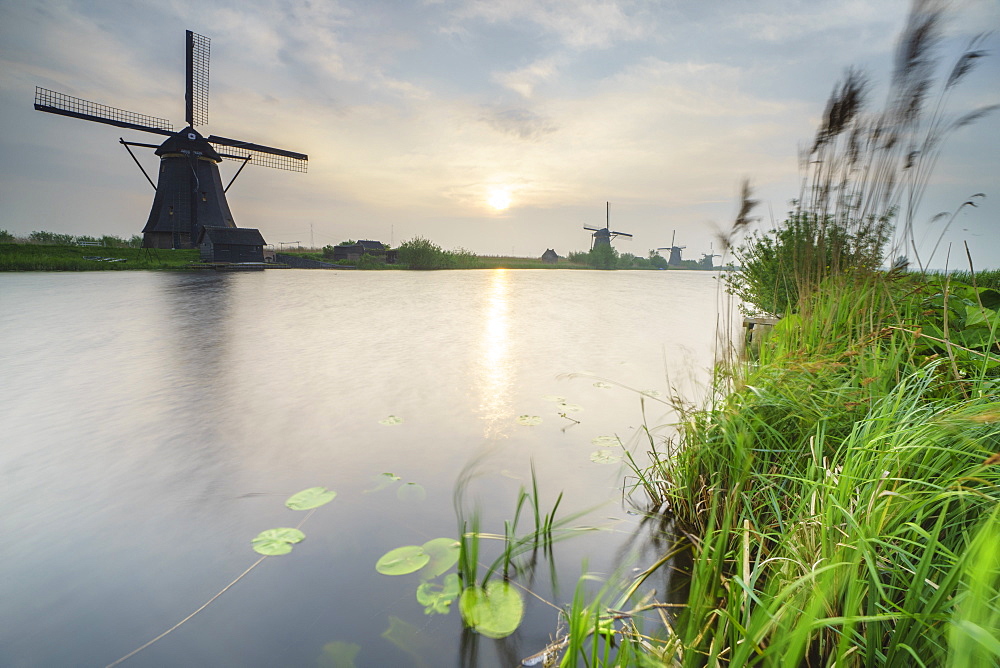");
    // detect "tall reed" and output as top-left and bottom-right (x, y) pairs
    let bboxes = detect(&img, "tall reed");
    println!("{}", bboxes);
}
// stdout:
(723, 0), (995, 316)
